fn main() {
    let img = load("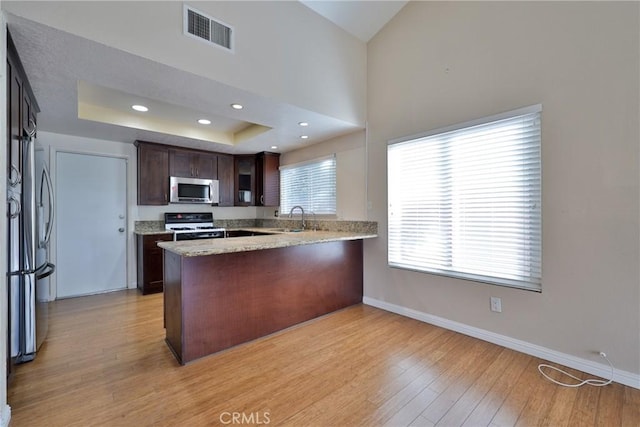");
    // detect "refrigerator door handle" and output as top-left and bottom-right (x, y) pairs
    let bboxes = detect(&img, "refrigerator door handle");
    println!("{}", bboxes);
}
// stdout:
(40, 160), (54, 247)
(8, 195), (21, 219)
(9, 163), (21, 187)
(27, 118), (36, 138)
(35, 263), (55, 280)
